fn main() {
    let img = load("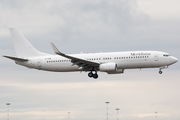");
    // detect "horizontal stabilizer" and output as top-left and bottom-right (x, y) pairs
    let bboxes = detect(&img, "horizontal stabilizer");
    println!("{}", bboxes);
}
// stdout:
(3, 55), (28, 61)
